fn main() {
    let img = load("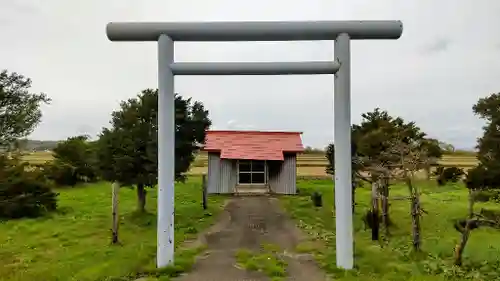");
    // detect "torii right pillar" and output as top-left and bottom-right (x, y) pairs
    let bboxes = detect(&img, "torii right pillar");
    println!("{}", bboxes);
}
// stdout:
(333, 32), (353, 269)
